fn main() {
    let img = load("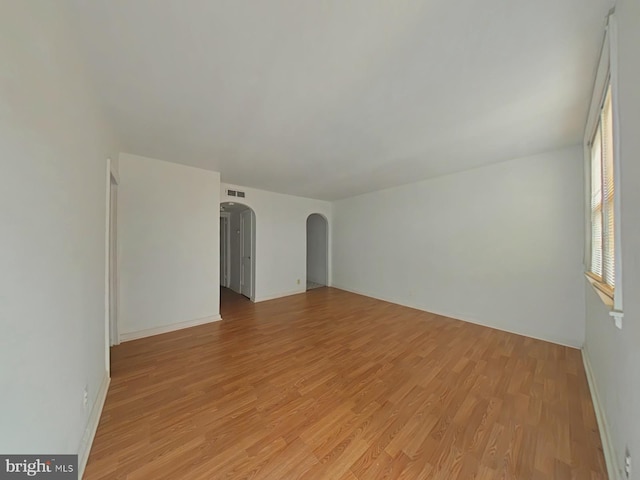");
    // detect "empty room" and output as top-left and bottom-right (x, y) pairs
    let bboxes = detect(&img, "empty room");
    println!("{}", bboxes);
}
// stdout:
(2, 0), (639, 479)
